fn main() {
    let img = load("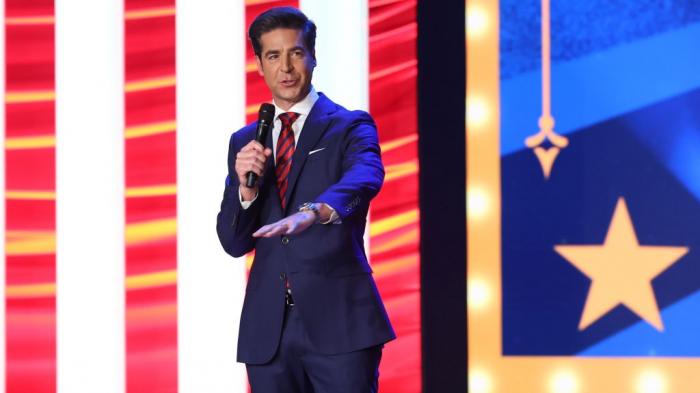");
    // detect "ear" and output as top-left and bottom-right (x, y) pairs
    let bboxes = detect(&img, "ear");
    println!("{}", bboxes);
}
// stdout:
(255, 55), (264, 77)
